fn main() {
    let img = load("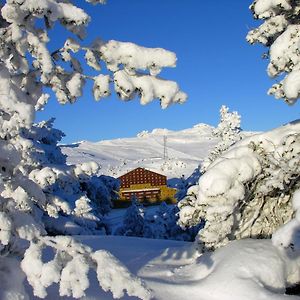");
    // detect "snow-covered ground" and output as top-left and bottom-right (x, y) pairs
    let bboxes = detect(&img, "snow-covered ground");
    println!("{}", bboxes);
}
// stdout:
(104, 206), (161, 233)
(61, 123), (219, 179)
(27, 236), (300, 300)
